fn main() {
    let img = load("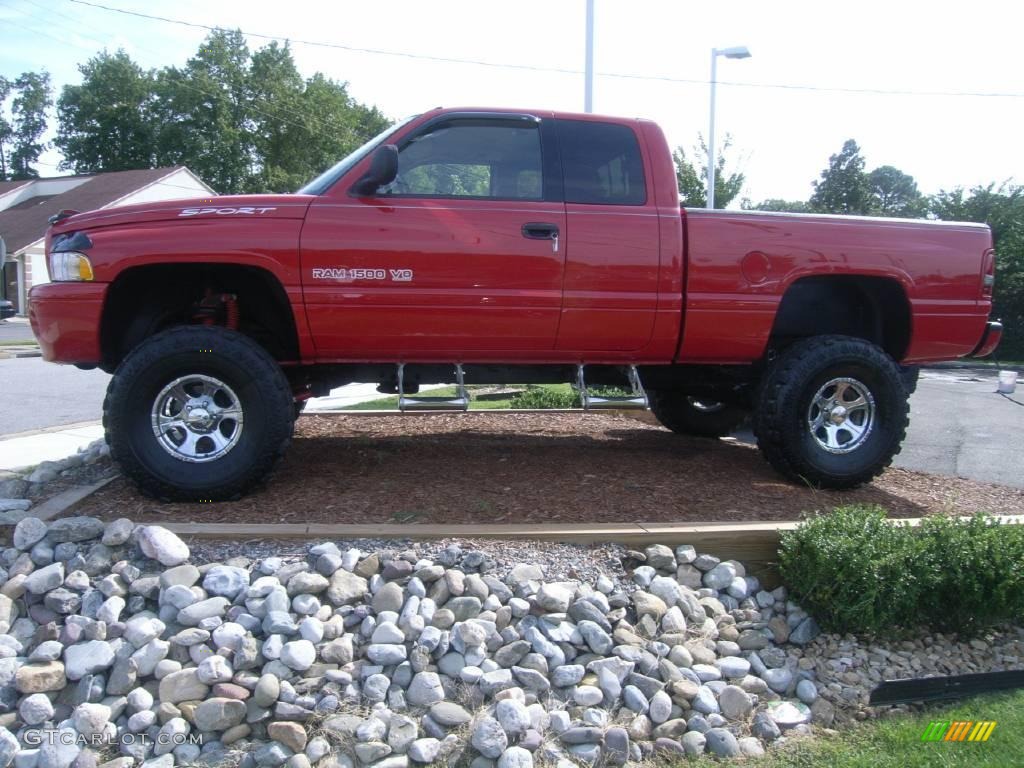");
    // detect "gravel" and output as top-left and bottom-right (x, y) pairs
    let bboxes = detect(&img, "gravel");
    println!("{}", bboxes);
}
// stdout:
(0, 515), (1019, 767)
